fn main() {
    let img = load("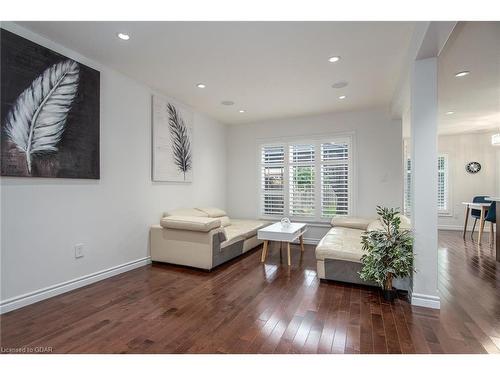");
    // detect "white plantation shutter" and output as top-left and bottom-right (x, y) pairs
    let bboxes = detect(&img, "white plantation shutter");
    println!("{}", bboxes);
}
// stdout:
(403, 153), (448, 216)
(437, 155), (448, 212)
(261, 145), (285, 216)
(321, 141), (350, 217)
(404, 158), (412, 216)
(260, 136), (352, 220)
(289, 144), (315, 217)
